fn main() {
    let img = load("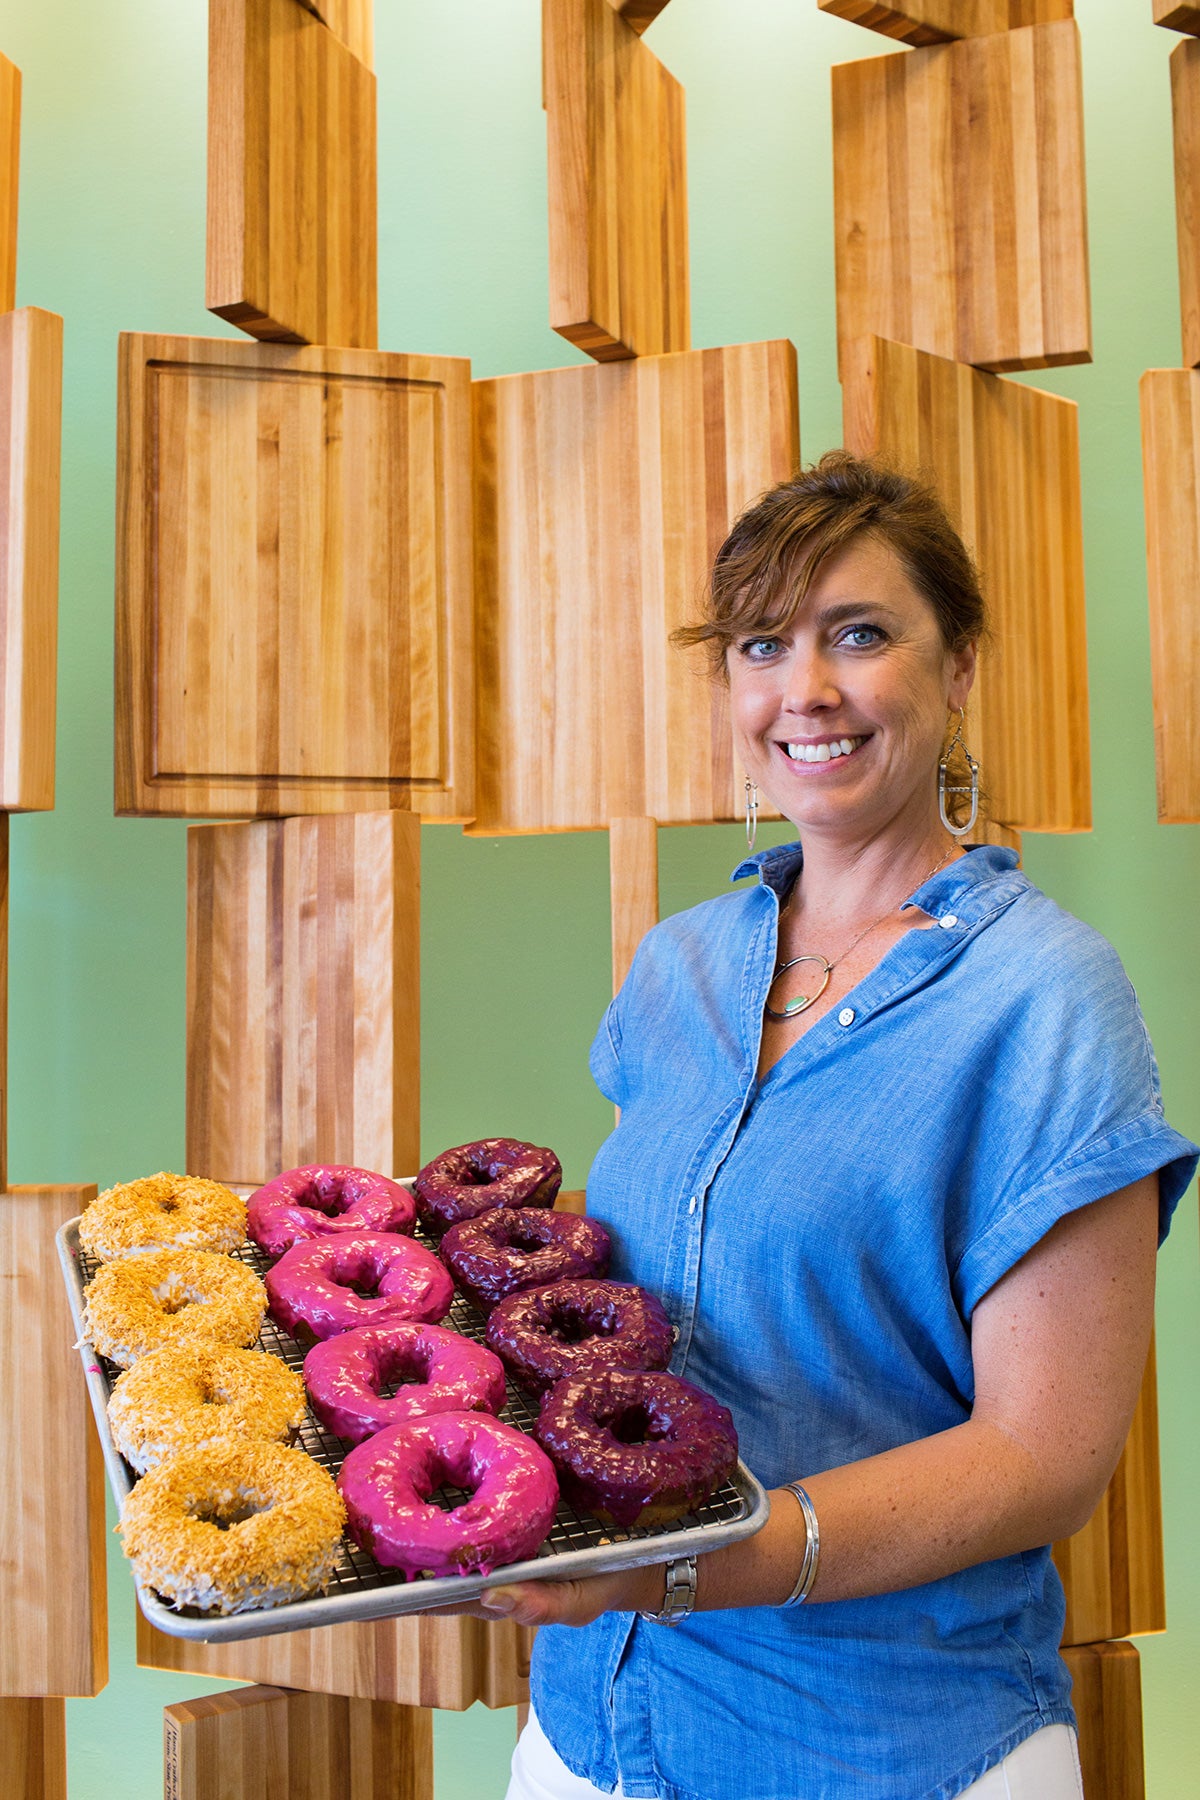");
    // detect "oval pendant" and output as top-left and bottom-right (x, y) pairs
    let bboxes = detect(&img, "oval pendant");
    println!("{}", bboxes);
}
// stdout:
(766, 955), (832, 1021)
